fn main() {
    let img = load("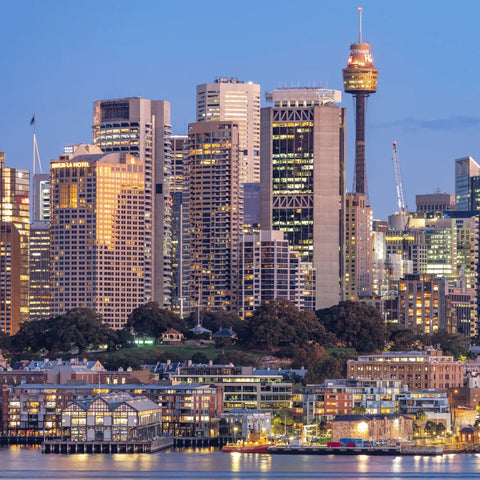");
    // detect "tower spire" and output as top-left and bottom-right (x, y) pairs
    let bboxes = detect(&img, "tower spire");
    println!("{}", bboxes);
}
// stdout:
(359, 7), (363, 43)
